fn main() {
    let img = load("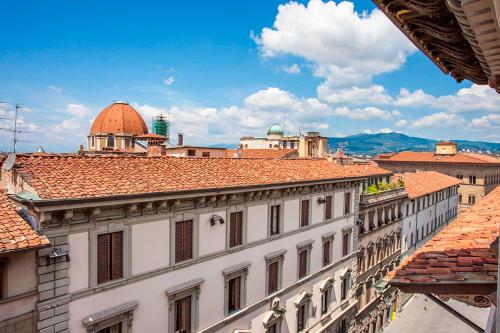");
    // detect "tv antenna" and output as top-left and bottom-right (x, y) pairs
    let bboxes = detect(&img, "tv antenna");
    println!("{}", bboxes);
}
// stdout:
(0, 102), (33, 153)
